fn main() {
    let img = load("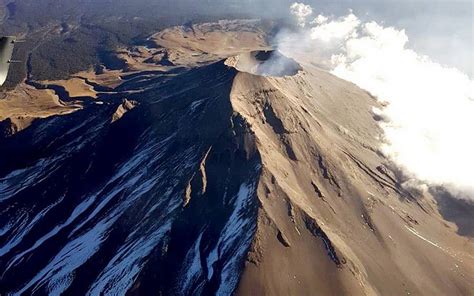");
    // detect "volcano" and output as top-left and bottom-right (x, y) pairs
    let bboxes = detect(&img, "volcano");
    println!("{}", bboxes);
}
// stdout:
(0, 21), (473, 295)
